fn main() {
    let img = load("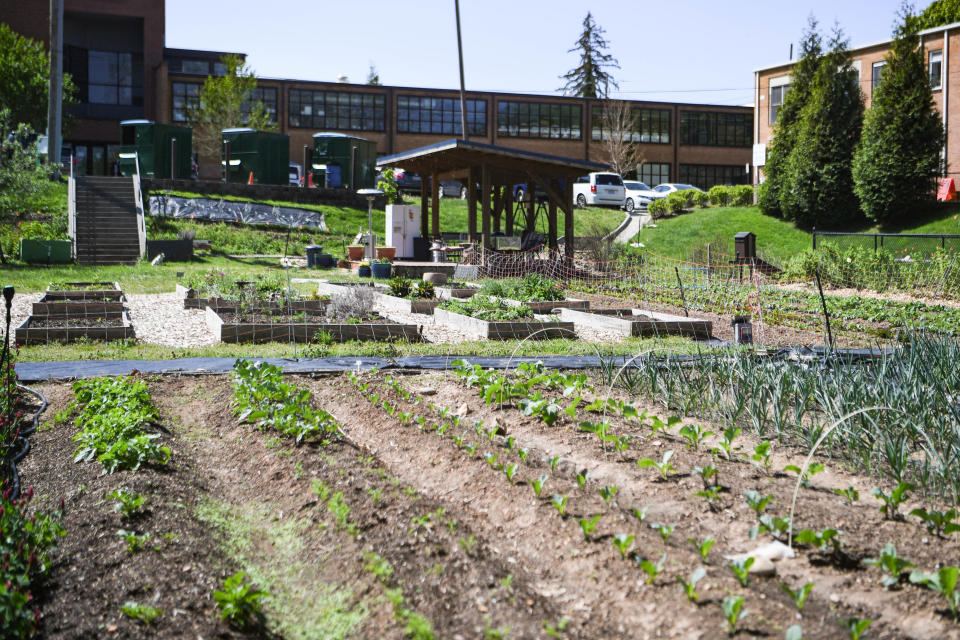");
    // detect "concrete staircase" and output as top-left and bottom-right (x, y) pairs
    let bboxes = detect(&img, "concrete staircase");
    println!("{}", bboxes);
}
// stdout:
(74, 176), (142, 265)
